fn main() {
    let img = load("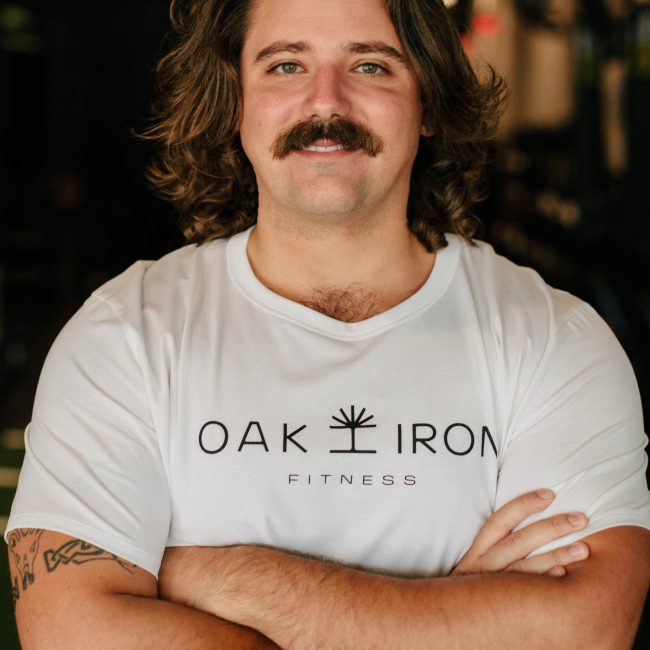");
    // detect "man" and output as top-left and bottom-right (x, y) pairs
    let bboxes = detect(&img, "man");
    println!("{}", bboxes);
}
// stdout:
(6, 0), (650, 647)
